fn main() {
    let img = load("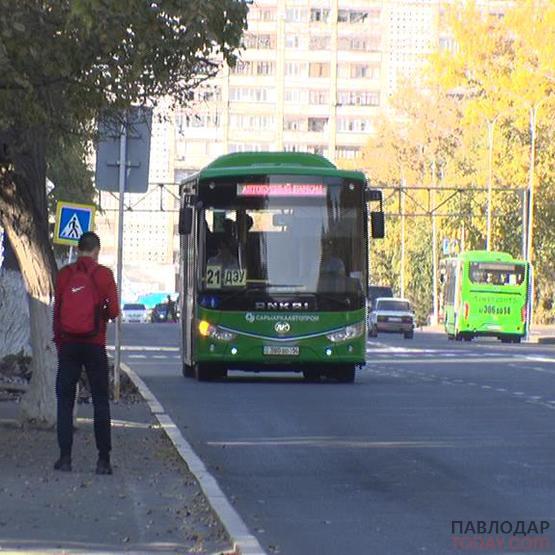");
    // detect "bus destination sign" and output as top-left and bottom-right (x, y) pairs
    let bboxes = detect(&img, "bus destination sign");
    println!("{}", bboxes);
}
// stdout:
(237, 183), (326, 197)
